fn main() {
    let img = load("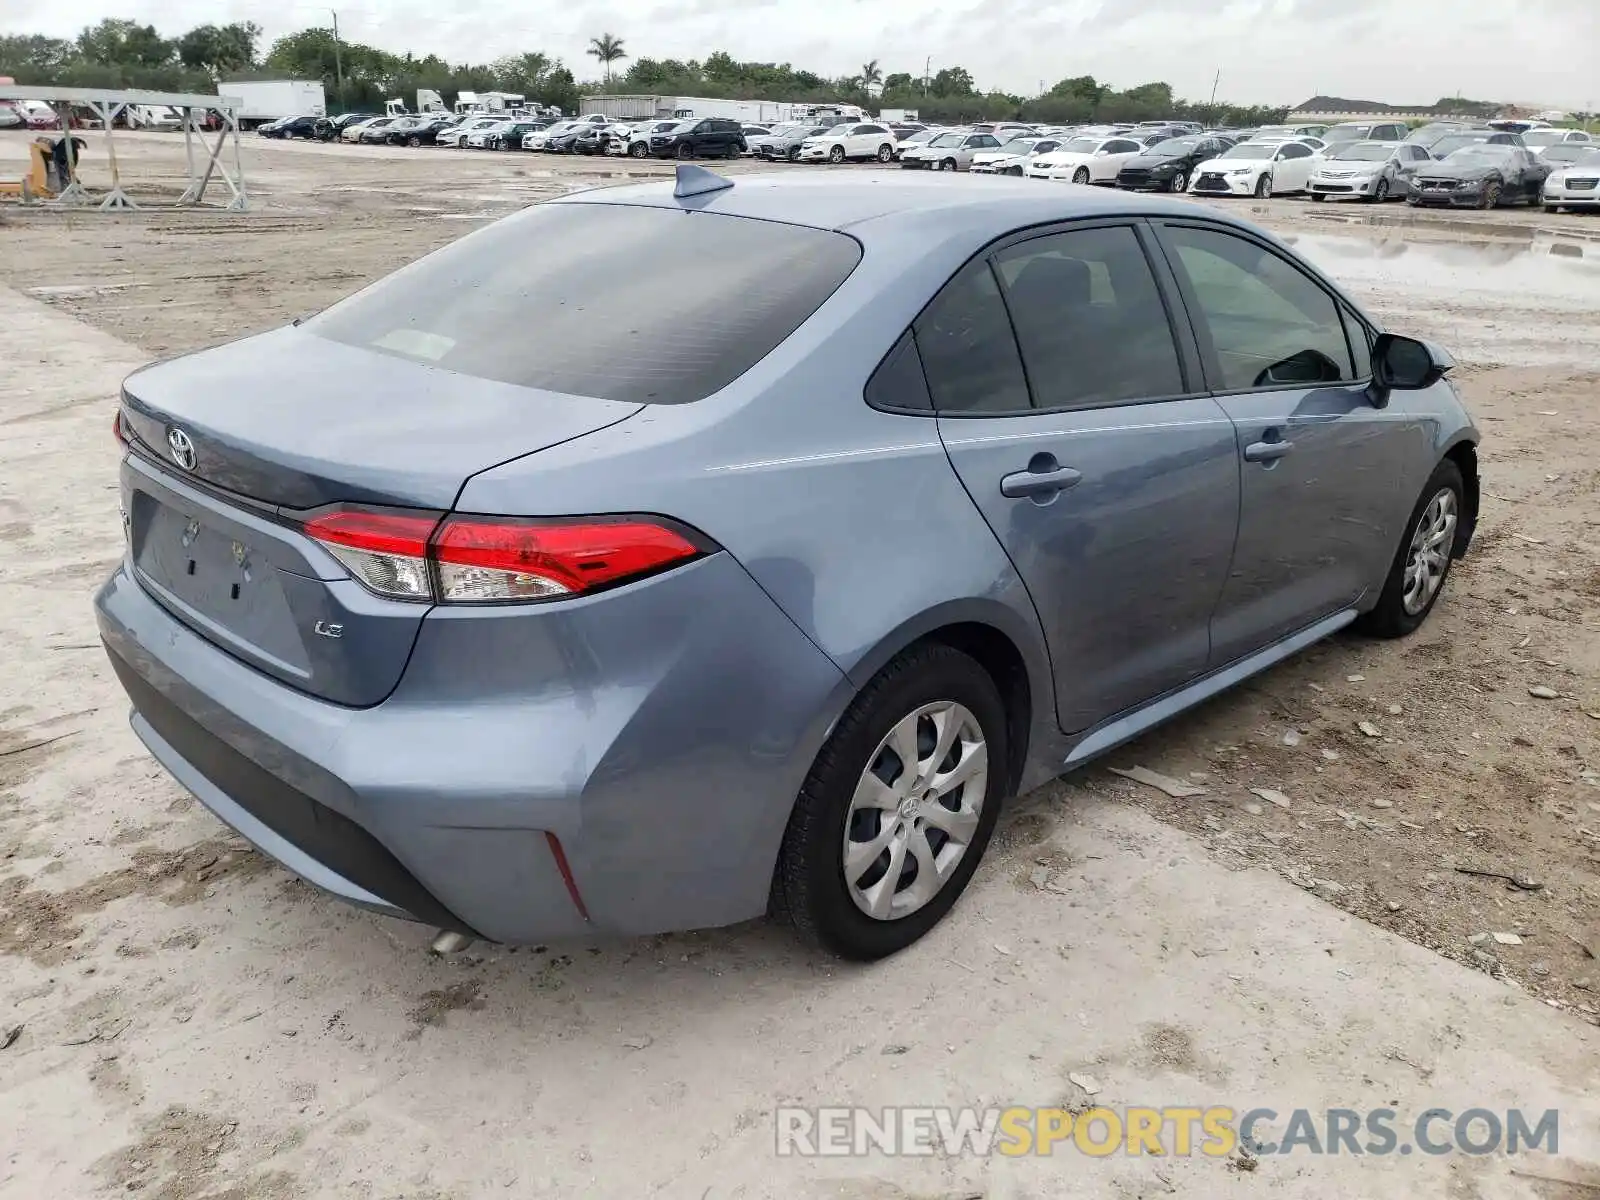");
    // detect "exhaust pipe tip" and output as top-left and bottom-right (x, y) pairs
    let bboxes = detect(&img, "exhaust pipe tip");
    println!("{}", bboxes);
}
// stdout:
(430, 930), (474, 955)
